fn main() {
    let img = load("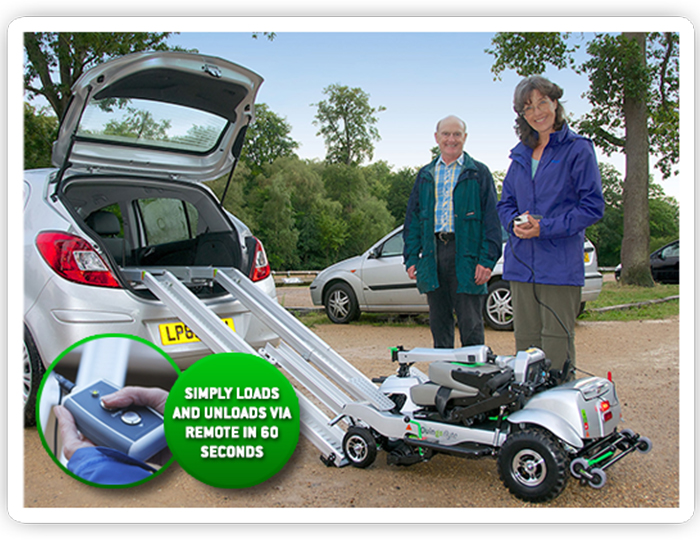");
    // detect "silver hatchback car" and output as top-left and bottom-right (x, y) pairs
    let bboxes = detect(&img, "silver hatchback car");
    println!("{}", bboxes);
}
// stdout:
(24, 52), (278, 425)
(310, 225), (602, 329)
